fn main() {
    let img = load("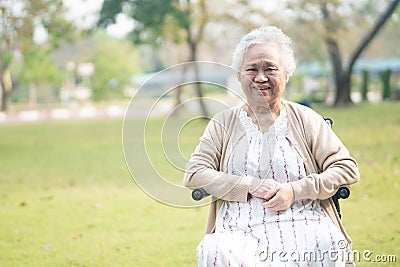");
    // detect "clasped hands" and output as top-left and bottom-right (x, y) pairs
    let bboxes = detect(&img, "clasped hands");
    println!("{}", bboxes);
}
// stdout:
(249, 179), (294, 212)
